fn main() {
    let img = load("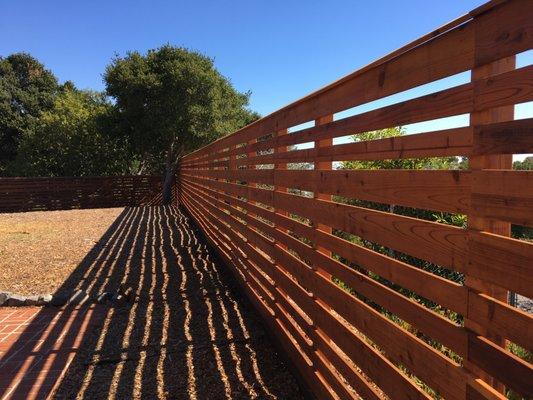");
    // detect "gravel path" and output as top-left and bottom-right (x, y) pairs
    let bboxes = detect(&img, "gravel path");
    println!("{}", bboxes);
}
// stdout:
(39, 206), (306, 399)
